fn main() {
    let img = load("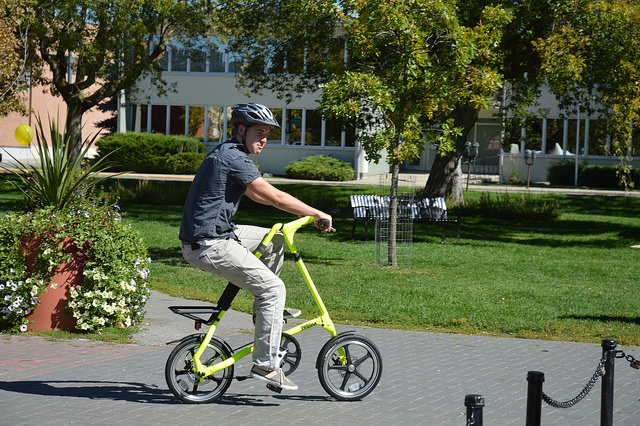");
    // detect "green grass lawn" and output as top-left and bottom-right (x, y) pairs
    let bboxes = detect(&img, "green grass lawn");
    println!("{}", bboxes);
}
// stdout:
(2, 178), (639, 345)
